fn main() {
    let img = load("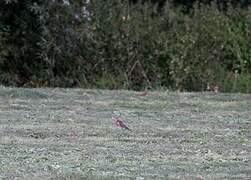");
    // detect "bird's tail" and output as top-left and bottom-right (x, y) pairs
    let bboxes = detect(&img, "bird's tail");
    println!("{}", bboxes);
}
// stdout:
(124, 126), (132, 131)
